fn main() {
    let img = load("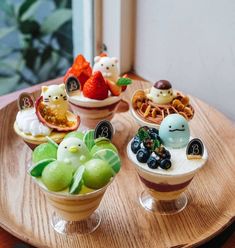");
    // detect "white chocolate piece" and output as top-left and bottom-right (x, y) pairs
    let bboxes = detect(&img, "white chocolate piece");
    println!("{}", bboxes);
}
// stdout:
(147, 87), (174, 104)
(41, 84), (69, 121)
(57, 137), (91, 170)
(93, 56), (119, 82)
